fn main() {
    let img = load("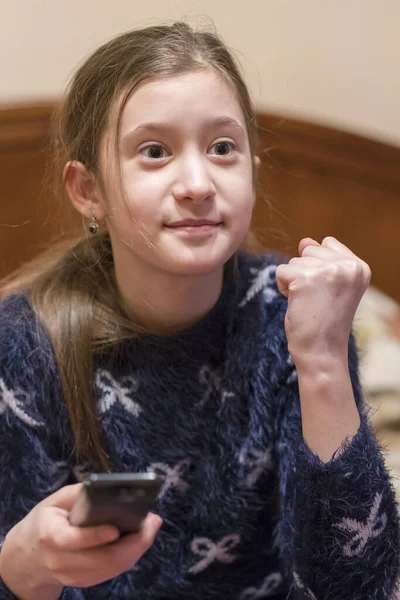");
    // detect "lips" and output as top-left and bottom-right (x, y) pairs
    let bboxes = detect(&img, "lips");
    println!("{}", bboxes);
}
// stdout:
(165, 219), (222, 228)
